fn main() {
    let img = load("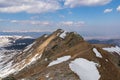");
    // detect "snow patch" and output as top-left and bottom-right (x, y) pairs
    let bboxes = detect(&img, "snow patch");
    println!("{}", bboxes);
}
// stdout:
(46, 73), (50, 78)
(44, 35), (48, 38)
(93, 48), (102, 58)
(23, 42), (36, 52)
(48, 56), (71, 67)
(27, 54), (39, 65)
(105, 59), (108, 62)
(28, 53), (42, 65)
(45, 58), (48, 61)
(60, 31), (67, 39)
(103, 46), (120, 55)
(69, 58), (100, 80)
